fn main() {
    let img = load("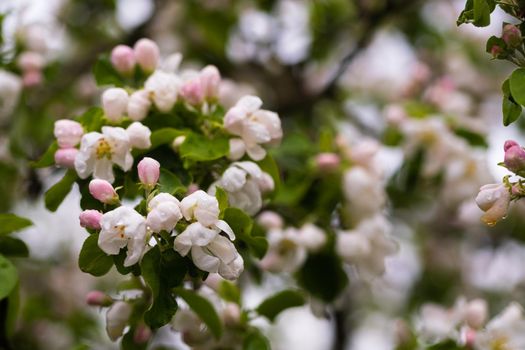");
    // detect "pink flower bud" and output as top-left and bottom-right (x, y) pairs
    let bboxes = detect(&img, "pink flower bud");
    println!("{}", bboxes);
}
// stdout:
(54, 119), (84, 148)
(18, 51), (45, 71)
(102, 88), (129, 122)
(133, 324), (152, 344)
(222, 303), (241, 326)
(257, 211), (283, 230)
(180, 78), (205, 105)
(134, 38), (159, 72)
(200, 65), (221, 100)
(187, 183), (199, 195)
(79, 210), (103, 230)
(504, 140), (525, 174)
(111, 45), (136, 75)
(22, 69), (42, 87)
(503, 24), (522, 47)
(89, 179), (119, 204)
(137, 157), (160, 188)
(54, 148), (78, 168)
(490, 44), (503, 58)
(465, 299), (488, 329)
(315, 152), (340, 172)
(86, 290), (113, 306)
